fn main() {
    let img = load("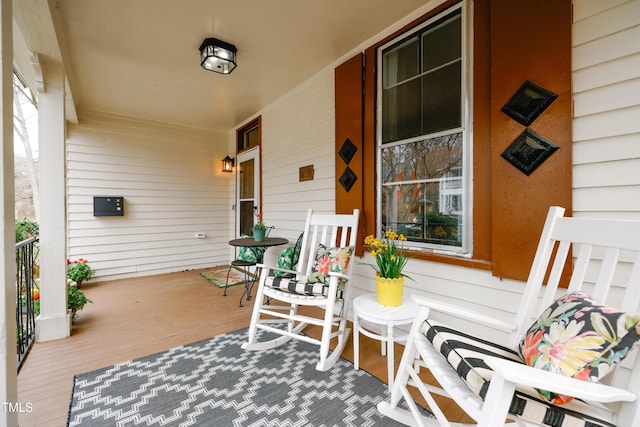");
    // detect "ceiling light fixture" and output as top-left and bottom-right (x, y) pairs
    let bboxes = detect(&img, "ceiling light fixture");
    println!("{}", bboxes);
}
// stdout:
(199, 38), (237, 74)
